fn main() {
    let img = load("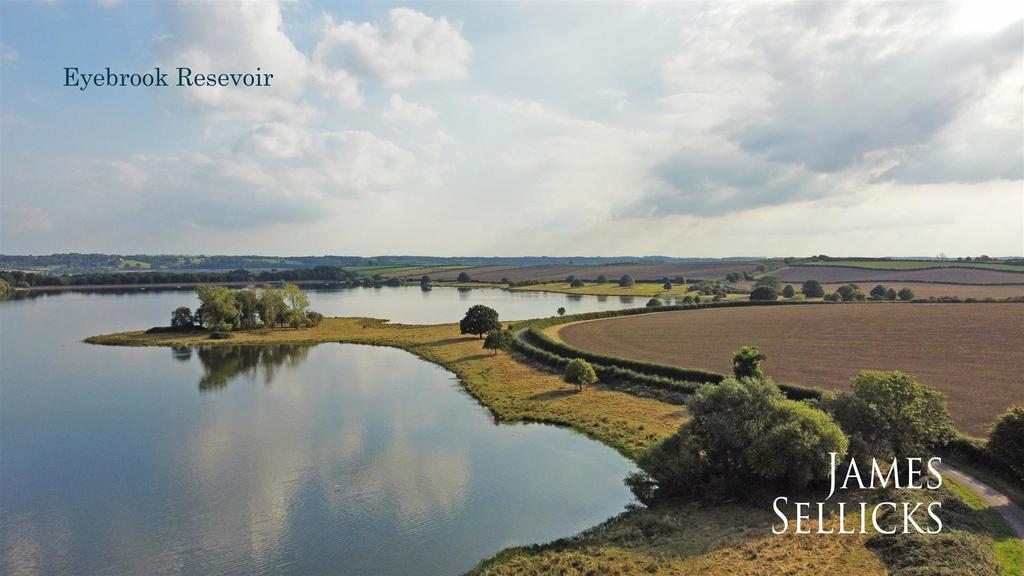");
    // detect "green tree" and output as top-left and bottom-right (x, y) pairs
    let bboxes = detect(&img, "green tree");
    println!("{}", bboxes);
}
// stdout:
(570, 279), (585, 288)
(234, 290), (260, 328)
(674, 275), (686, 285)
(596, 274), (608, 283)
(483, 330), (514, 355)
(987, 405), (1024, 481)
(755, 275), (782, 291)
(563, 358), (597, 391)
(282, 283), (310, 327)
(749, 286), (778, 301)
(459, 305), (501, 338)
(420, 275), (432, 291)
(566, 275), (576, 285)
(781, 284), (795, 298)
(557, 307), (566, 316)
(823, 292), (841, 302)
(837, 284), (865, 302)
(885, 287), (898, 301)
(619, 275), (635, 287)
(851, 370), (955, 457)
(898, 287), (915, 301)
(819, 392), (892, 463)
(732, 346), (766, 379)
(646, 298), (662, 307)
(663, 280), (673, 290)
(457, 271), (472, 282)
(171, 306), (195, 329)
(869, 284), (888, 300)
(196, 285), (240, 330)
(801, 280), (825, 298)
(257, 284), (285, 327)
